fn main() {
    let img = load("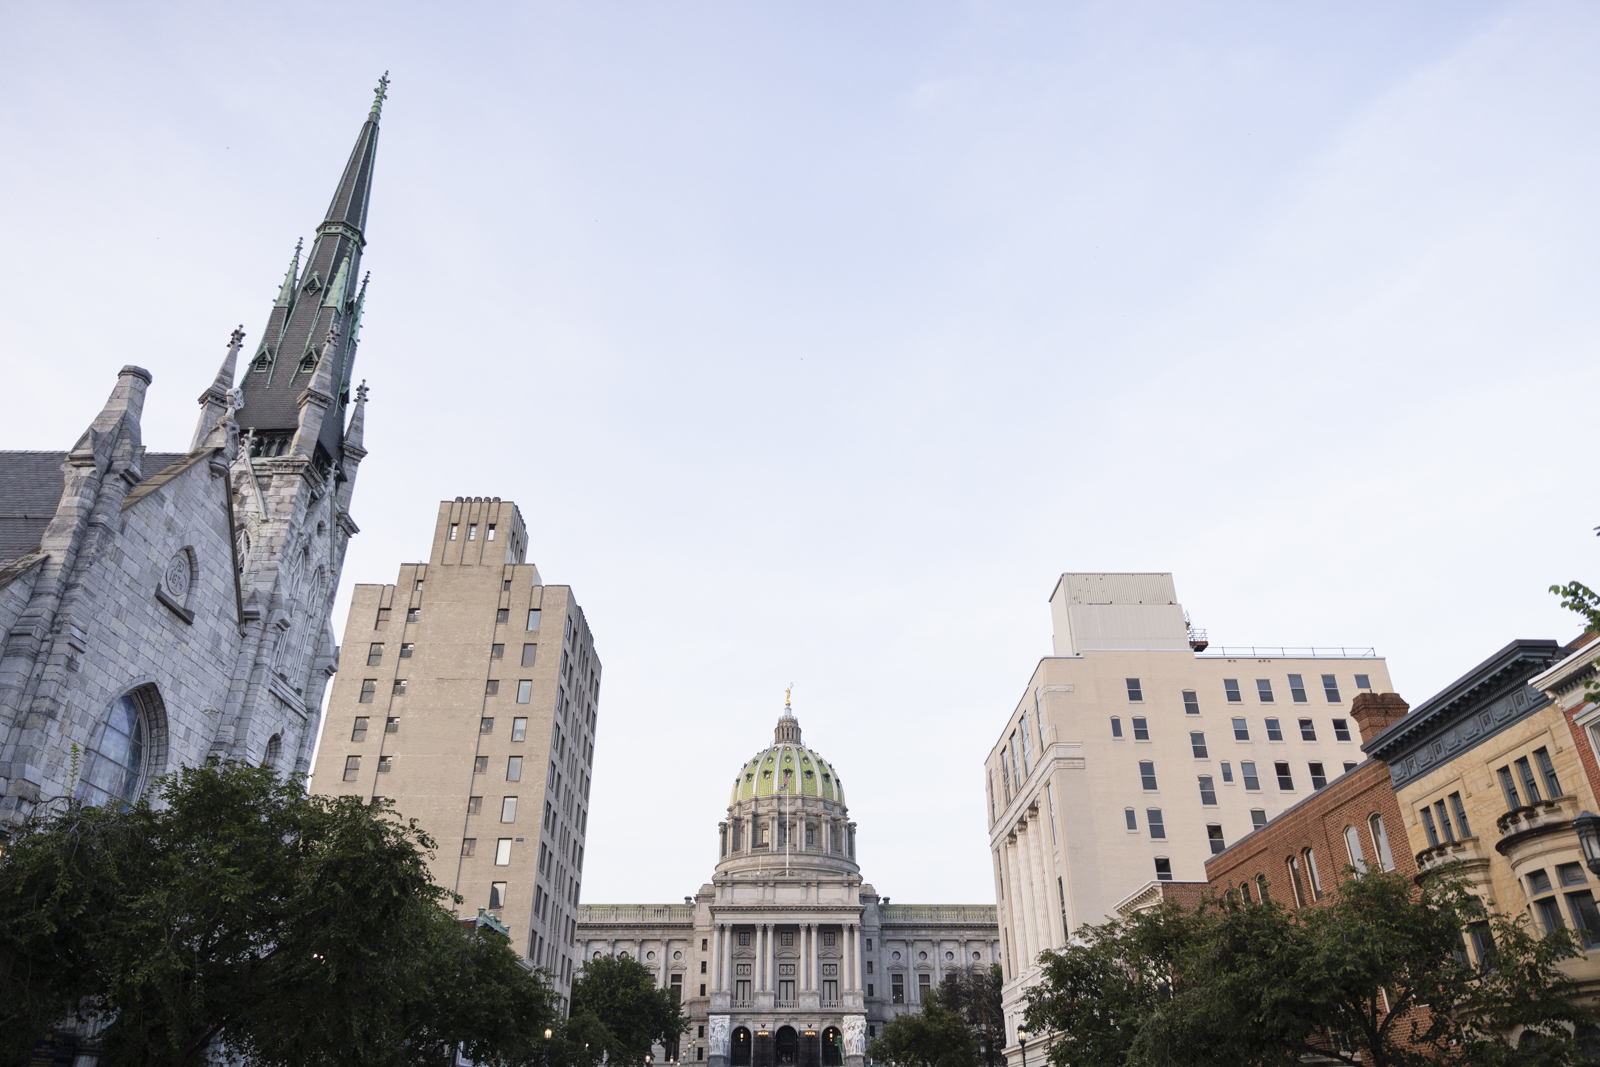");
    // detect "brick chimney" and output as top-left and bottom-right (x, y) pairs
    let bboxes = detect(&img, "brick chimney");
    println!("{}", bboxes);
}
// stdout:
(1352, 692), (1409, 743)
